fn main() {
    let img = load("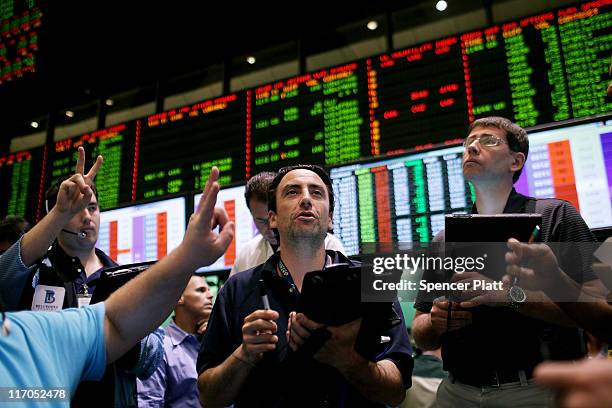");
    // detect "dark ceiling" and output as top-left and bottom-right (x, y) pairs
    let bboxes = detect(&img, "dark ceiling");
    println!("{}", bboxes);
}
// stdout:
(0, 0), (489, 144)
